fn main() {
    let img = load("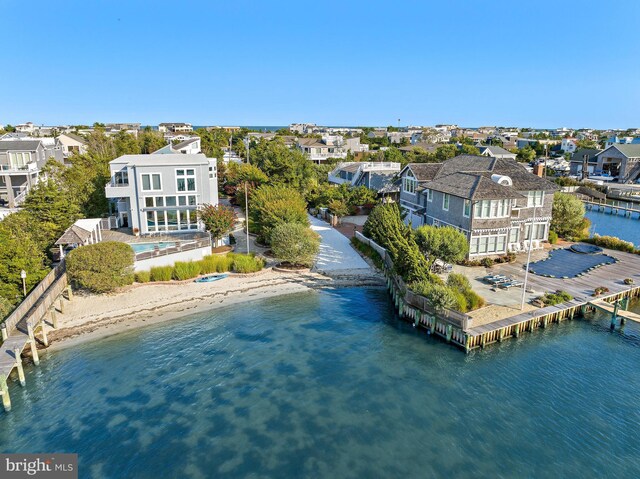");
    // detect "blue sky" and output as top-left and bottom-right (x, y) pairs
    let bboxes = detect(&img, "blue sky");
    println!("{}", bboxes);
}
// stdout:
(1, 0), (638, 128)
